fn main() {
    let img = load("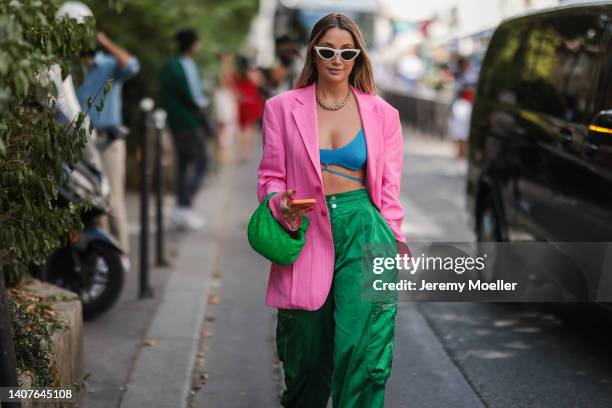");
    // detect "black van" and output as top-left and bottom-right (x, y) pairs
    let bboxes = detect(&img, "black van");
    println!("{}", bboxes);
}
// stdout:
(466, 2), (612, 244)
